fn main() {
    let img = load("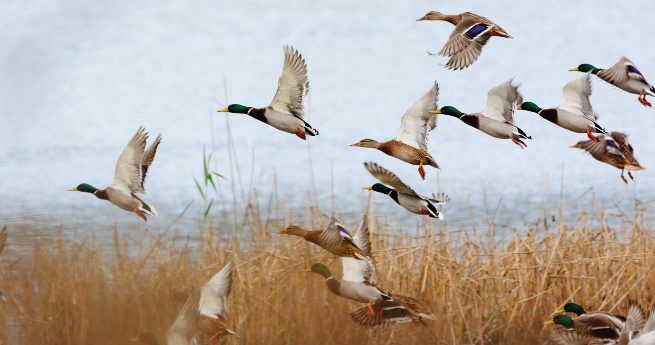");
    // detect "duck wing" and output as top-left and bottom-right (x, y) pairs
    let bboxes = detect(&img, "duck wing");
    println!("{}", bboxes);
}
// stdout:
(110, 127), (150, 194)
(560, 73), (597, 120)
(439, 16), (492, 70)
(199, 261), (233, 320)
(480, 79), (521, 124)
(598, 57), (649, 85)
(317, 217), (357, 249)
(352, 214), (371, 257)
(167, 290), (200, 345)
(269, 46), (310, 119)
(364, 162), (418, 196)
(139, 133), (162, 190)
(395, 83), (439, 151)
